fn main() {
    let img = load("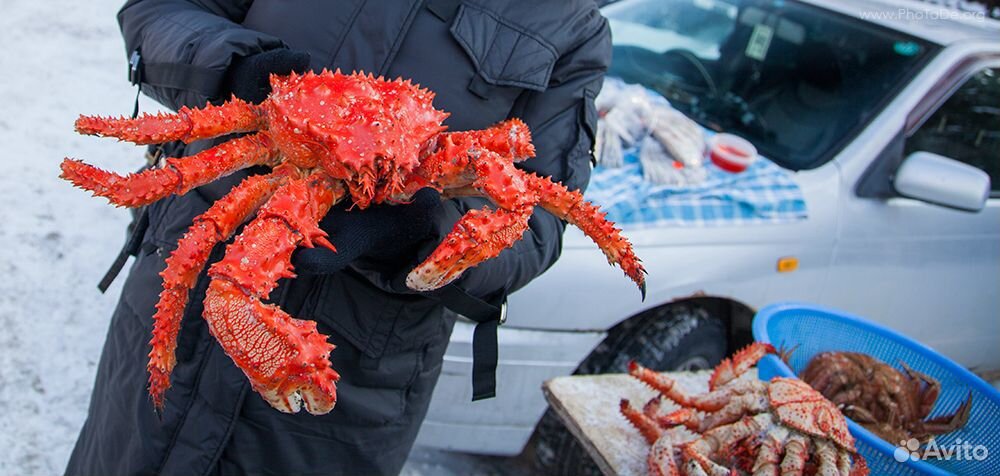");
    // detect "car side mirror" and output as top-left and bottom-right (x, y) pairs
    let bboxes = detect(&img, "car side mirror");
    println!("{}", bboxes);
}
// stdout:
(893, 151), (990, 212)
